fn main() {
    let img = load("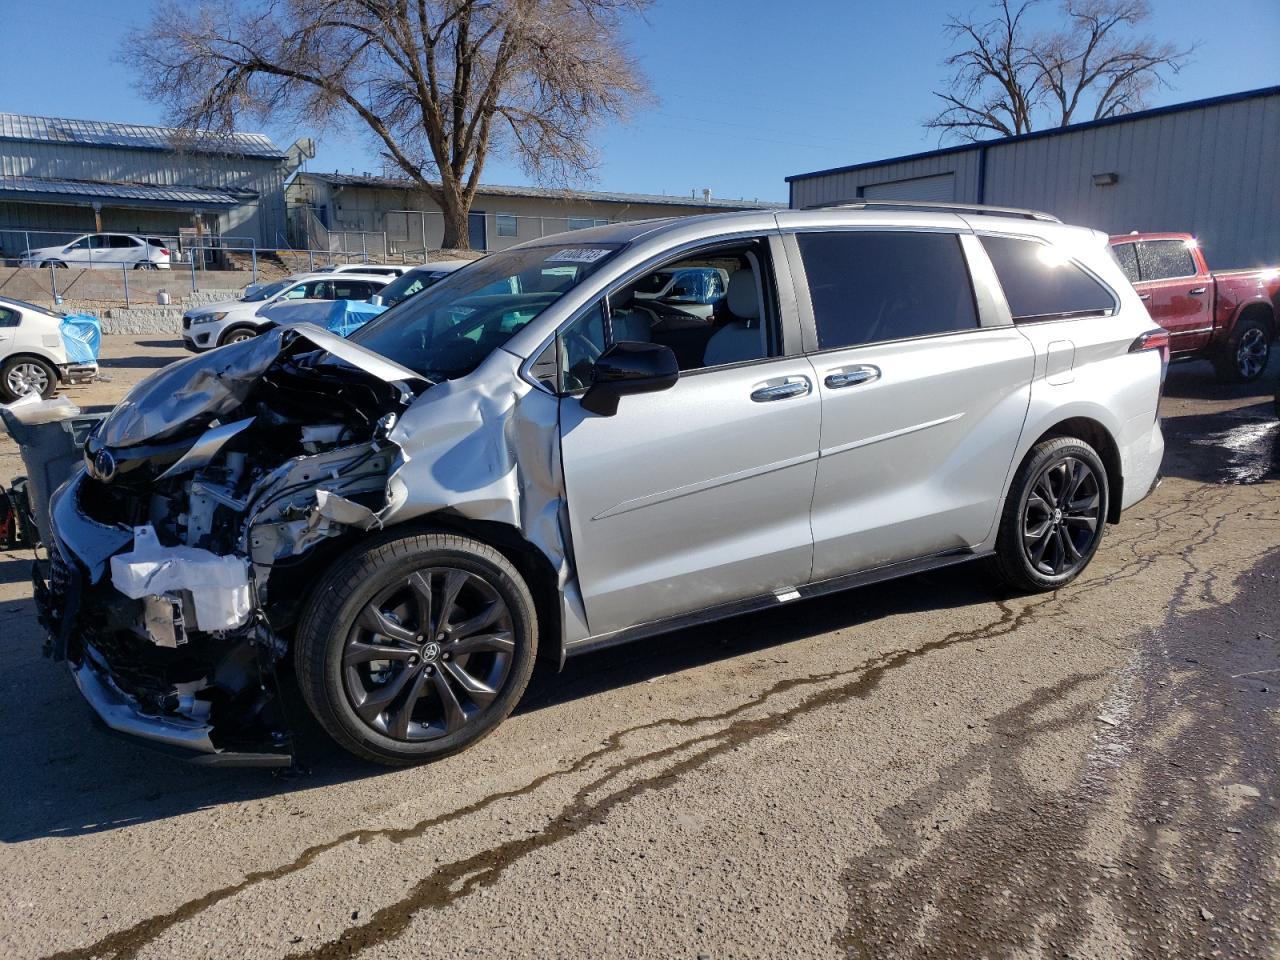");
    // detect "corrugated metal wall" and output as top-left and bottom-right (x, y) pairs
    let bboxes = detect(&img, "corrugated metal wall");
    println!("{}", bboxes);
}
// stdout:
(789, 92), (1280, 269)
(0, 141), (288, 246)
